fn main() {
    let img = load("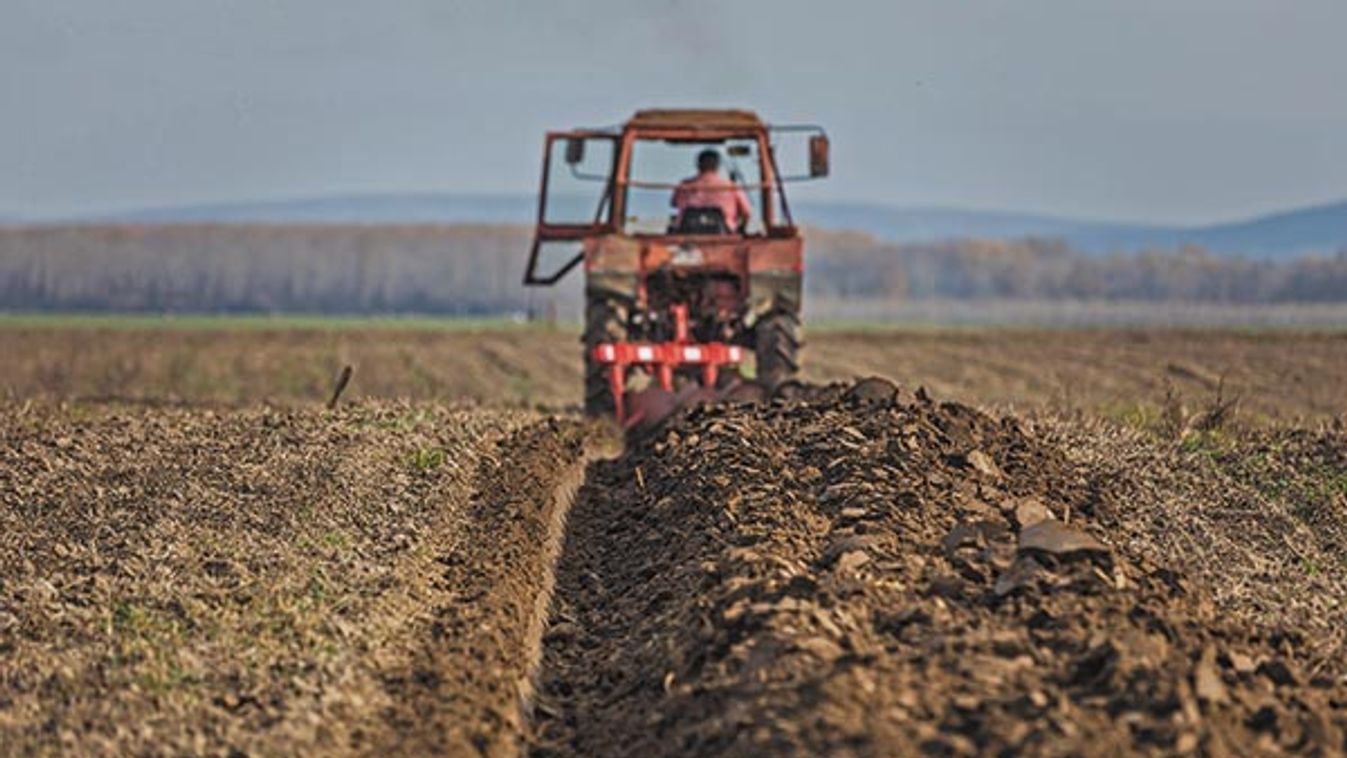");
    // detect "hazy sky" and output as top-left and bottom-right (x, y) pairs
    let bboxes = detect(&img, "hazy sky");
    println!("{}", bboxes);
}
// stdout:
(4, 0), (1346, 223)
